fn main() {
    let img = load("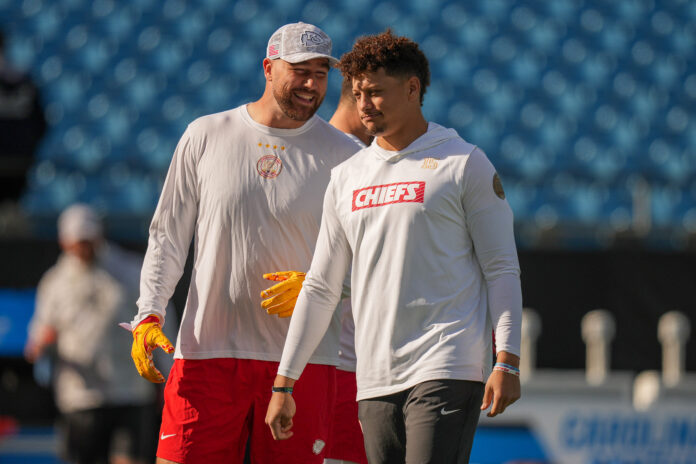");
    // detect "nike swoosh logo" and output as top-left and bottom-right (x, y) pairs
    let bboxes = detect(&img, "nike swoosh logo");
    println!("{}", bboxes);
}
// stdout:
(440, 407), (460, 415)
(160, 433), (176, 440)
